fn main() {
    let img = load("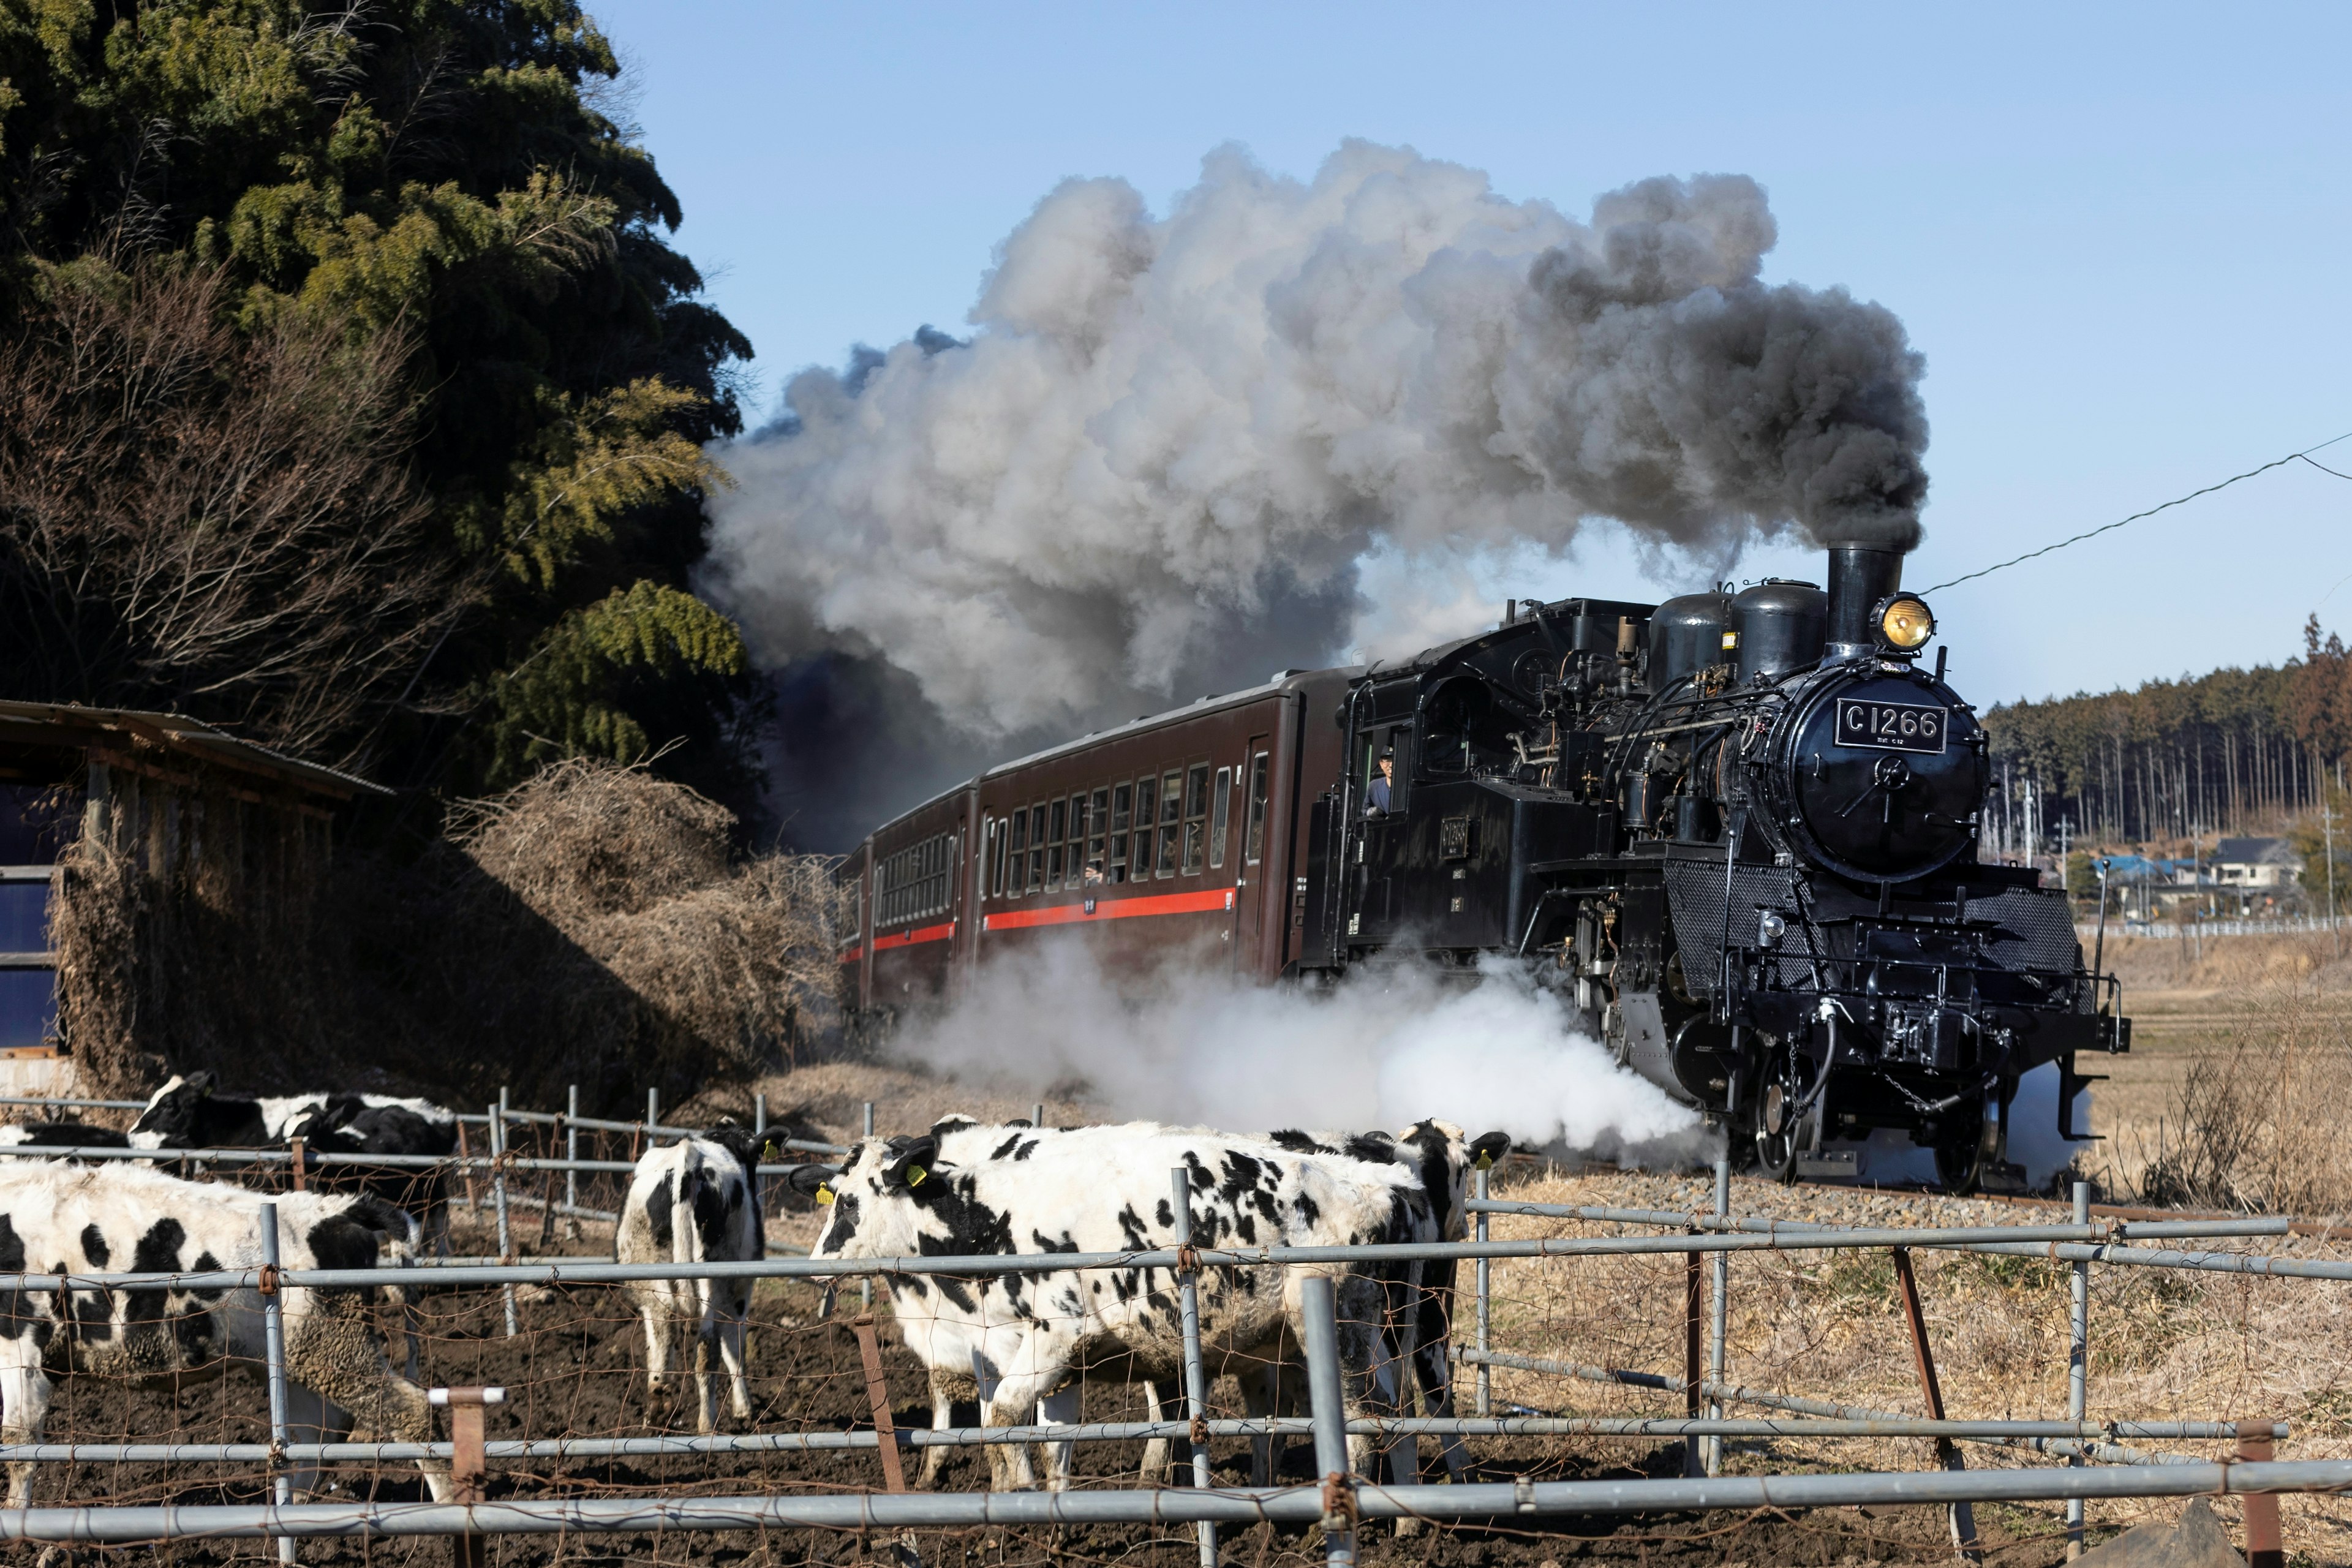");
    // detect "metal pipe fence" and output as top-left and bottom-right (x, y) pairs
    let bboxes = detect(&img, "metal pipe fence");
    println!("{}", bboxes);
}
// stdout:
(0, 1088), (2336, 1560)
(6, 1459), (2352, 1544)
